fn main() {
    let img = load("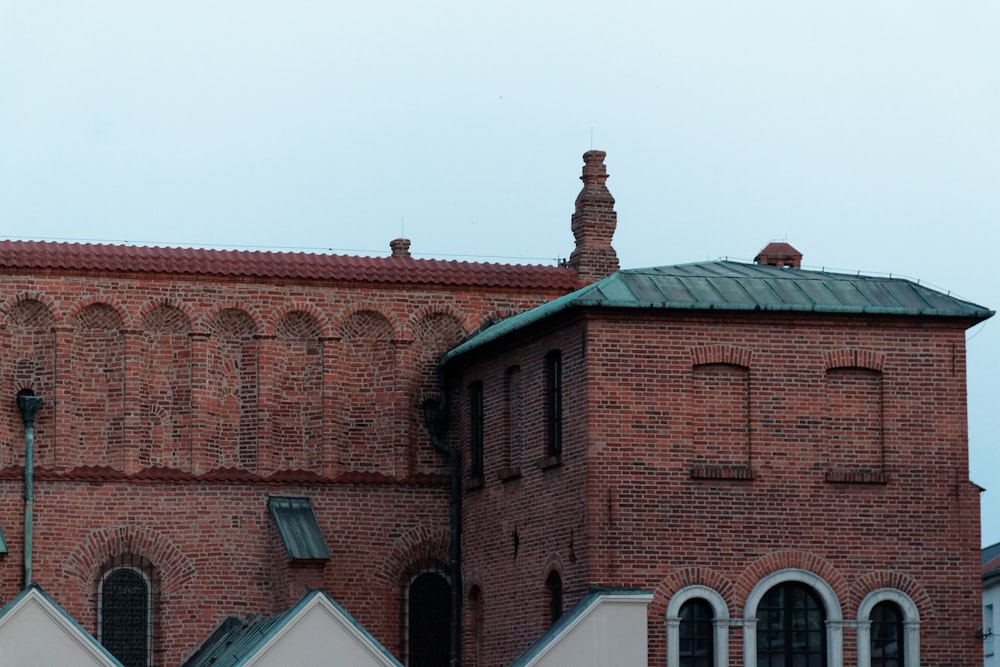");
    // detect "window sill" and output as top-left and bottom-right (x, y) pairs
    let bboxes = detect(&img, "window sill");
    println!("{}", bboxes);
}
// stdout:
(690, 464), (755, 480)
(537, 455), (563, 471)
(497, 466), (522, 482)
(824, 469), (888, 484)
